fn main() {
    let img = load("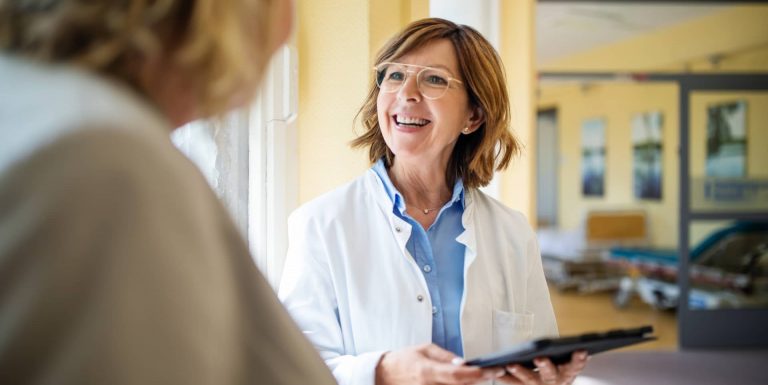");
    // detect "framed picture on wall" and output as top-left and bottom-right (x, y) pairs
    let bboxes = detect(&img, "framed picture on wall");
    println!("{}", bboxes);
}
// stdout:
(582, 118), (606, 197)
(632, 111), (663, 200)
(706, 100), (747, 178)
